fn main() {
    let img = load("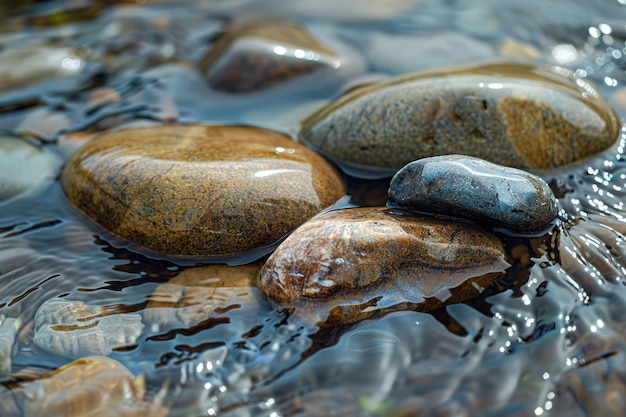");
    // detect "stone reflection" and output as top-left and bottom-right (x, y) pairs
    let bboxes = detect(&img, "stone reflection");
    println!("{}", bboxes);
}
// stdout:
(144, 263), (262, 332)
